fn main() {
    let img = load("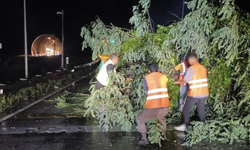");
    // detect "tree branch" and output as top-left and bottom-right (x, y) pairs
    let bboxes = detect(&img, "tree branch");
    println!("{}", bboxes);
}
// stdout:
(147, 10), (155, 33)
(109, 23), (141, 40)
(167, 11), (181, 21)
